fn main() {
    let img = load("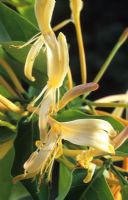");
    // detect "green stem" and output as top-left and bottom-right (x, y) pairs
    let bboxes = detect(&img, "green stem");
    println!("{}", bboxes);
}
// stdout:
(83, 28), (128, 99)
